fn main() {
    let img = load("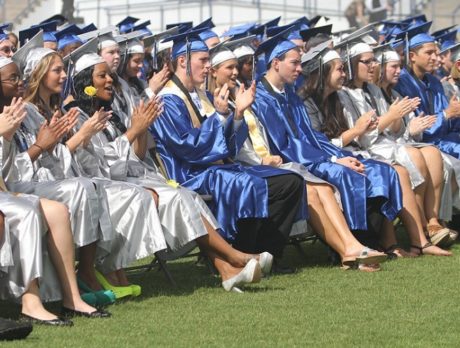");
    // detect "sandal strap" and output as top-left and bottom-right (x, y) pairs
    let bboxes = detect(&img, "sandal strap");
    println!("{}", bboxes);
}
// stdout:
(381, 244), (398, 254)
(410, 242), (433, 255)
